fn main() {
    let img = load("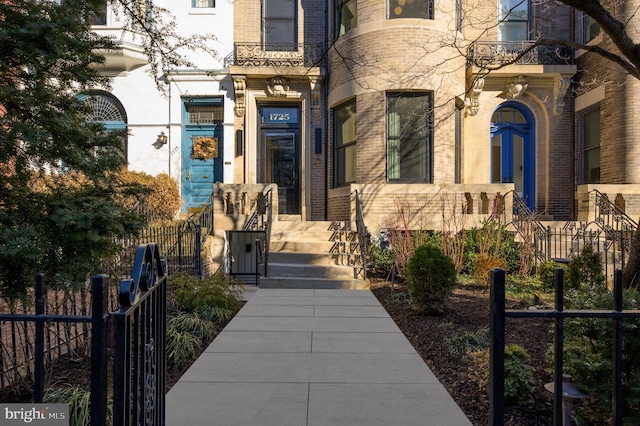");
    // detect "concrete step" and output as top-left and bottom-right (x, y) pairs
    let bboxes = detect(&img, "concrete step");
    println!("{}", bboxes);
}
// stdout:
(270, 220), (353, 232)
(268, 251), (359, 266)
(258, 276), (369, 290)
(269, 240), (361, 254)
(270, 229), (357, 241)
(265, 262), (356, 279)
